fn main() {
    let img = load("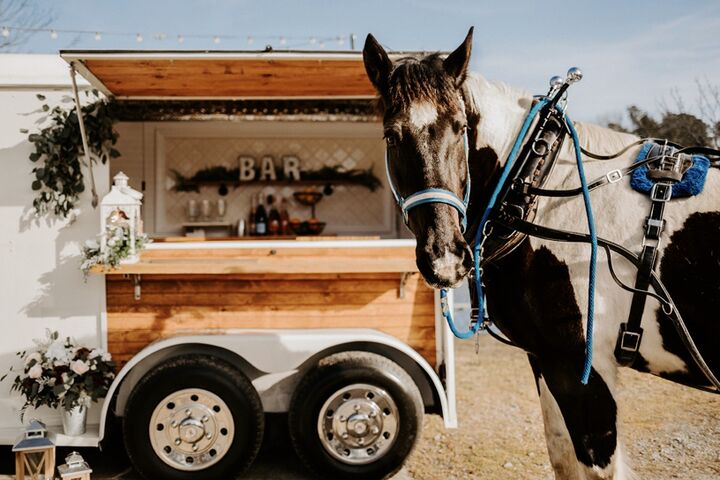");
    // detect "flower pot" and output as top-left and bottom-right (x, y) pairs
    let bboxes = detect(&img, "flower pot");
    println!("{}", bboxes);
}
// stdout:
(62, 405), (87, 436)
